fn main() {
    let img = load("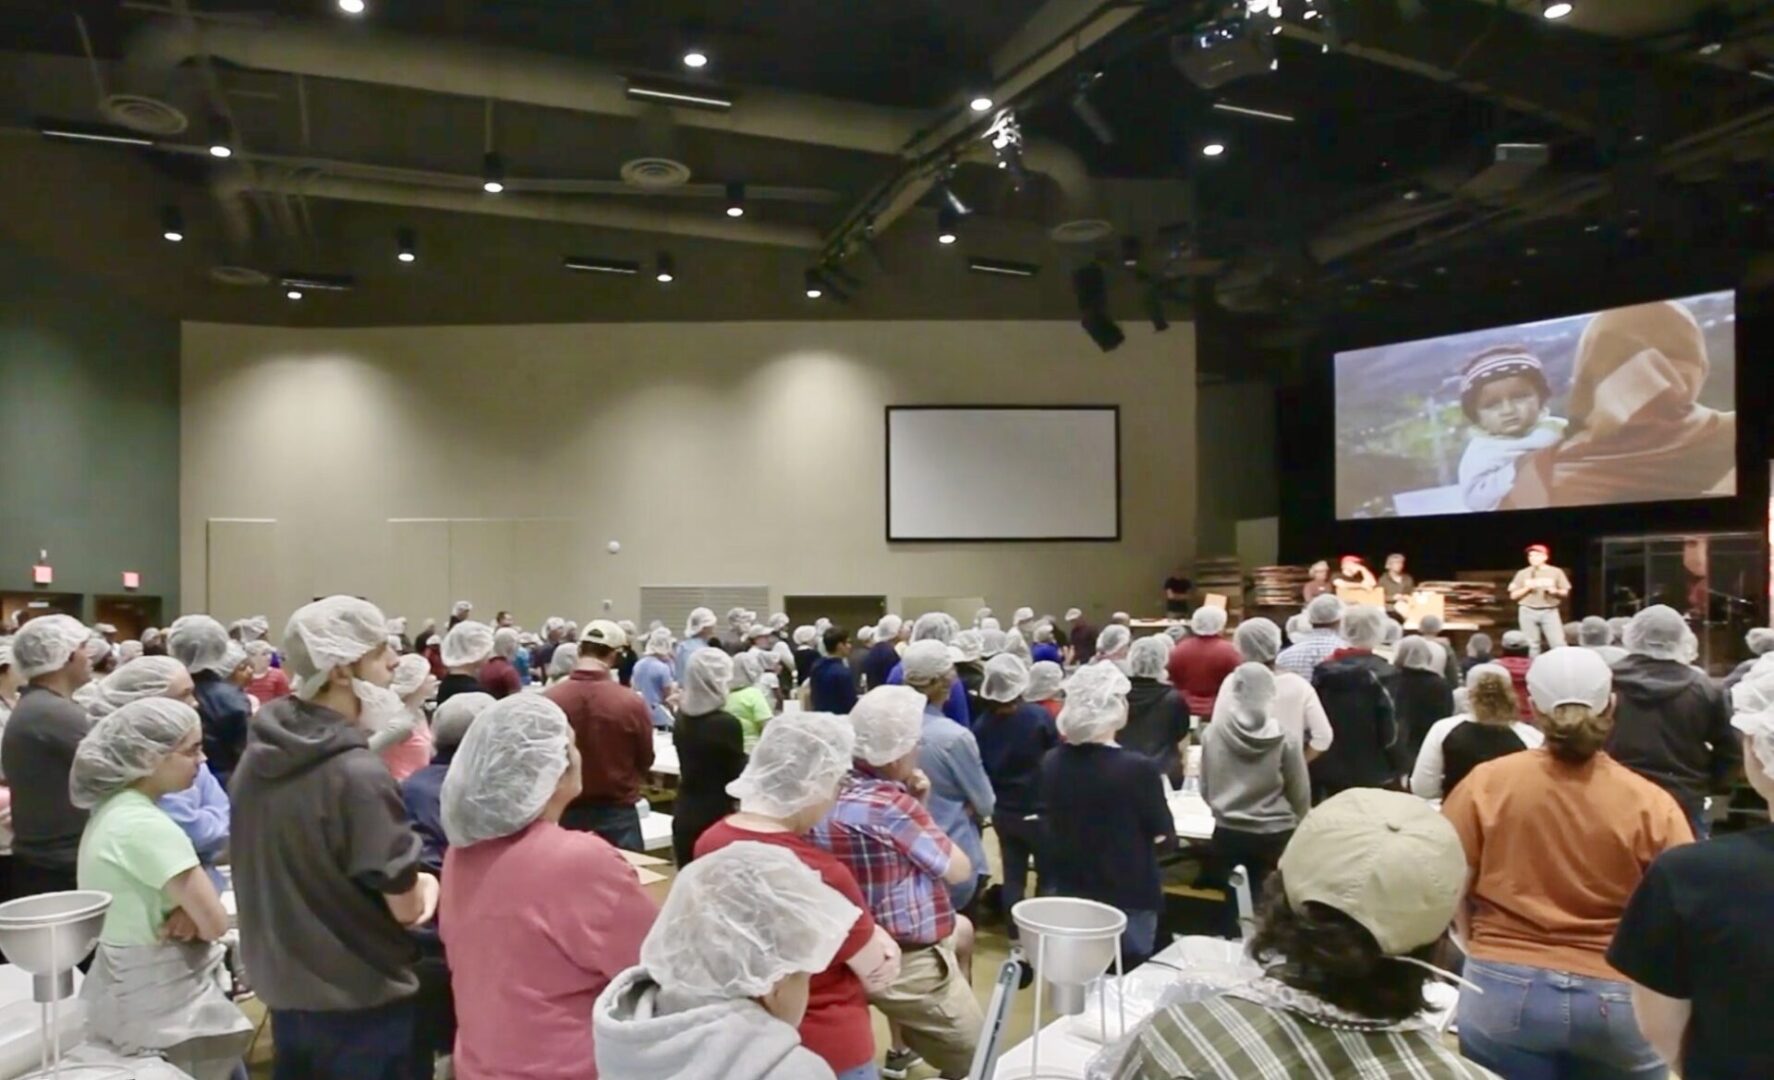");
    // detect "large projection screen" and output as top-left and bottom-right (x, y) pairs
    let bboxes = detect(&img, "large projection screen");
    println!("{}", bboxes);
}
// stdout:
(1334, 289), (1737, 519)
(887, 407), (1120, 542)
